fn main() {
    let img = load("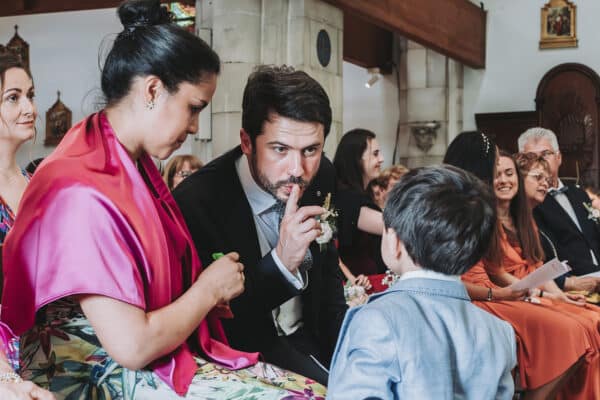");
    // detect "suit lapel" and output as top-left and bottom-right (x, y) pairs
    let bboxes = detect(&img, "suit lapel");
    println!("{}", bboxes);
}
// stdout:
(219, 151), (262, 266)
(540, 192), (583, 234)
(564, 186), (599, 252)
